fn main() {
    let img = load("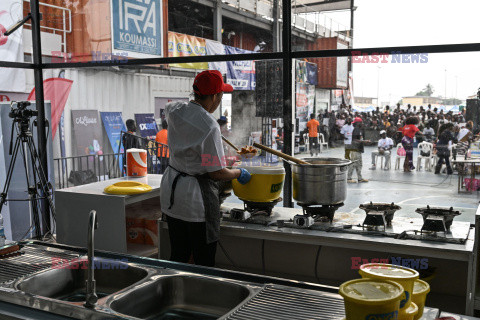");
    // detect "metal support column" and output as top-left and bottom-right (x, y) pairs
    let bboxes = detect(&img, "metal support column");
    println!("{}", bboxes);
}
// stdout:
(30, 0), (51, 233)
(213, 0), (223, 42)
(272, 0), (281, 52)
(282, 0), (293, 208)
